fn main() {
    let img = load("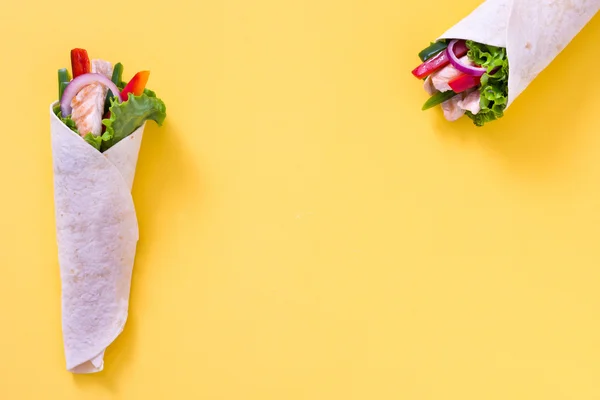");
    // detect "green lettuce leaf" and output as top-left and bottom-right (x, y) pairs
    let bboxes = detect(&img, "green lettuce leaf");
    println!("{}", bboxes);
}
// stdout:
(99, 92), (166, 151)
(55, 108), (80, 135)
(465, 41), (509, 127)
(83, 133), (102, 150)
(83, 131), (113, 150)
